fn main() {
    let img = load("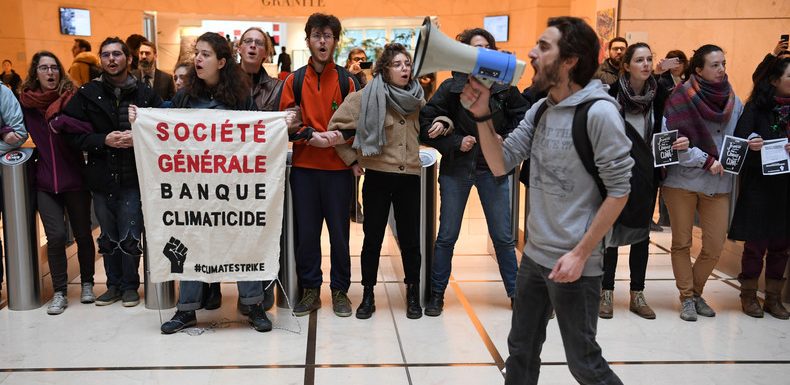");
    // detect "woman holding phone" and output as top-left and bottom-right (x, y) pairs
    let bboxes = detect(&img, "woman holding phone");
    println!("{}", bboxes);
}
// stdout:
(656, 50), (689, 93)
